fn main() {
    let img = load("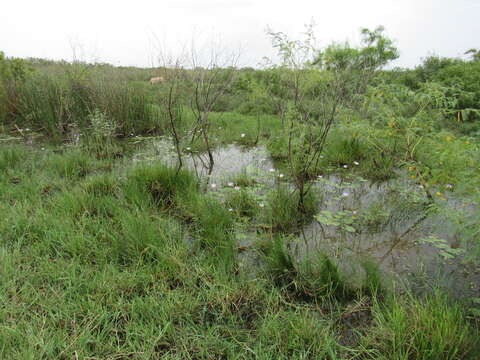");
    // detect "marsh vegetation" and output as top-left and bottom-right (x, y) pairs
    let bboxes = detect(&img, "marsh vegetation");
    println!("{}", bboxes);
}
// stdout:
(1, 28), (480, 359)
